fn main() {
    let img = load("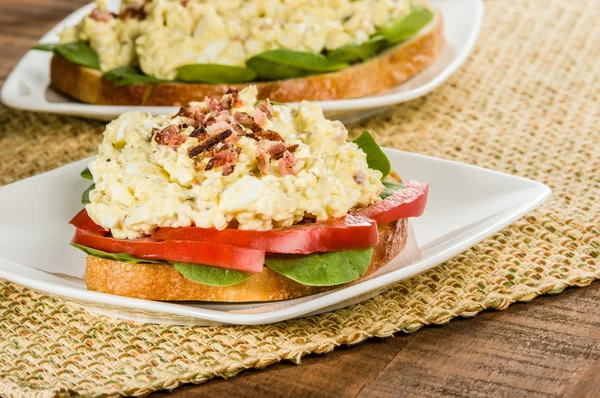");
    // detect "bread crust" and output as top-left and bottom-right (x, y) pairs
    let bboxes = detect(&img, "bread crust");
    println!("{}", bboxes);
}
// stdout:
(50, 5), (444, 105)
(85, 218), (408, 302)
